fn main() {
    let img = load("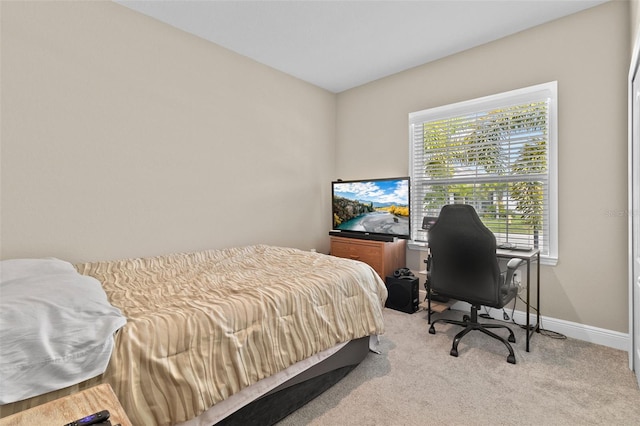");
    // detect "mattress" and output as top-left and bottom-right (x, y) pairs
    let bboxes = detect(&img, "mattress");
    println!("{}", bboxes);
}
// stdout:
(72, 245), (387, 425)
